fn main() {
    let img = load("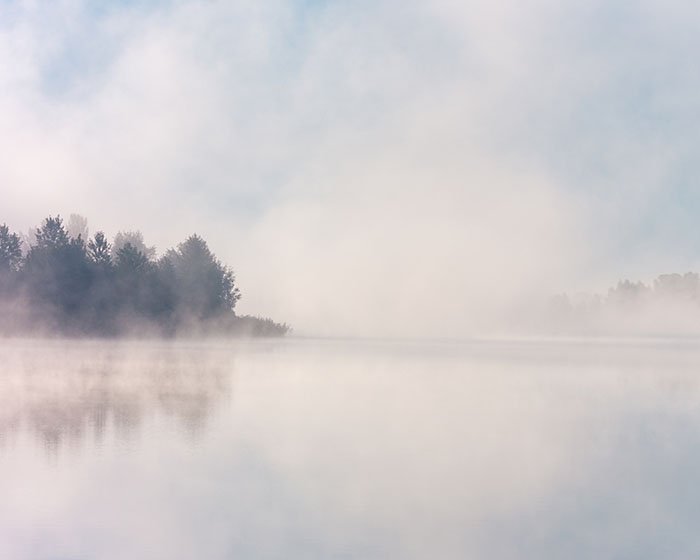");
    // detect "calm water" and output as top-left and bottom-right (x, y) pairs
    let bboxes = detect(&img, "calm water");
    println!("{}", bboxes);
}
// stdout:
(1, 337), (700, 559)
